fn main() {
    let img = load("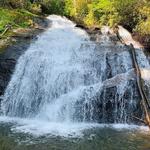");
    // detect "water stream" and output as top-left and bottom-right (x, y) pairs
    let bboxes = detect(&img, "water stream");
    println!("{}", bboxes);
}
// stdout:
(0, 15), (150, 149)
